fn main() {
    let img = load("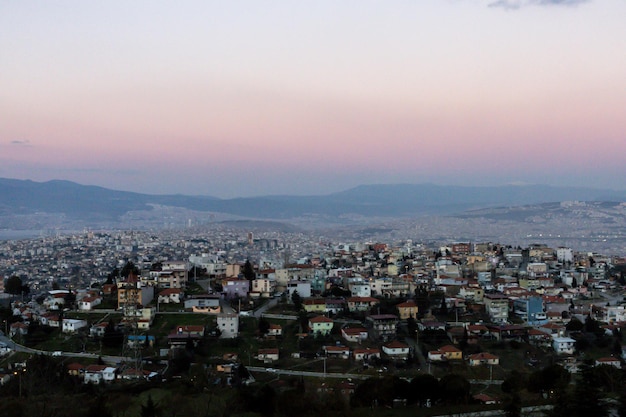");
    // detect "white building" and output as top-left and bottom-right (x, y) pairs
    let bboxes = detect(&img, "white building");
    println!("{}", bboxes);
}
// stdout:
(556, 247), (574, 263)
(217, 313), (239, 339)
(287, 280), (311, 299)
(553, 337), (576, 355)
(62, 319), (88, 334)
